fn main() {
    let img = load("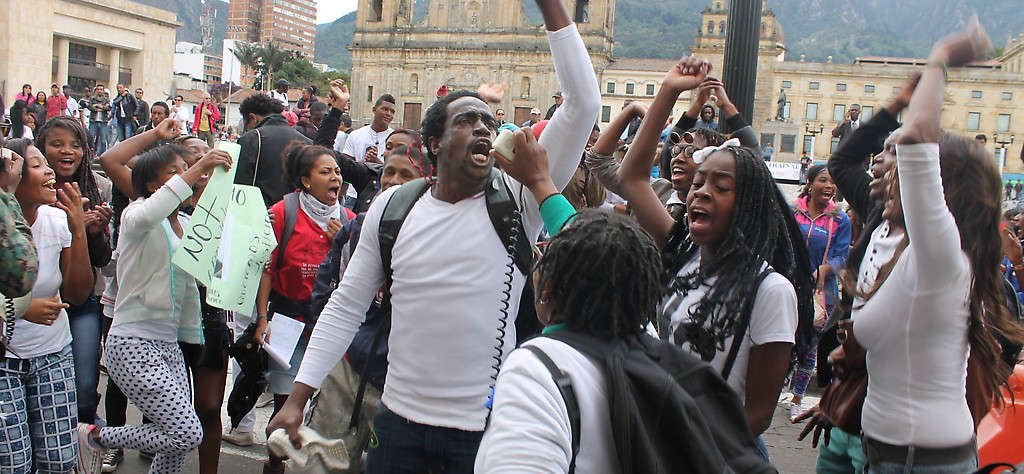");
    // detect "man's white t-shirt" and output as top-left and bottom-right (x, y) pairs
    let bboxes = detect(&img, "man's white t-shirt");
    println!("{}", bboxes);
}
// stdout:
(269, 90), (289, 109)
(662, 256), (797, 401)
(341, 125), (392, 200)
(7, 206), (73, 358)
(334, 131), (349, 154)
(66, 97), (79, 117)
(169, 105), (191, 131)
